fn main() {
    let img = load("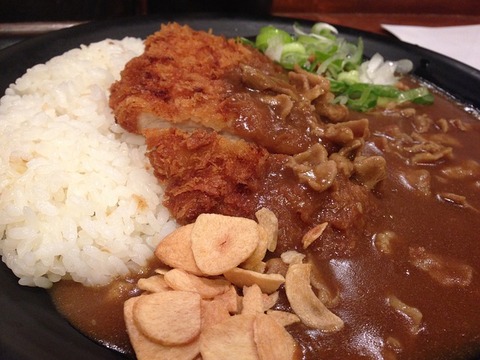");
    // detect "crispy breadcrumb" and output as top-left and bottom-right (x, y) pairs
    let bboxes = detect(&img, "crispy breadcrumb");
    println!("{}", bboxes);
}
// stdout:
(145, 128), (269, 224)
